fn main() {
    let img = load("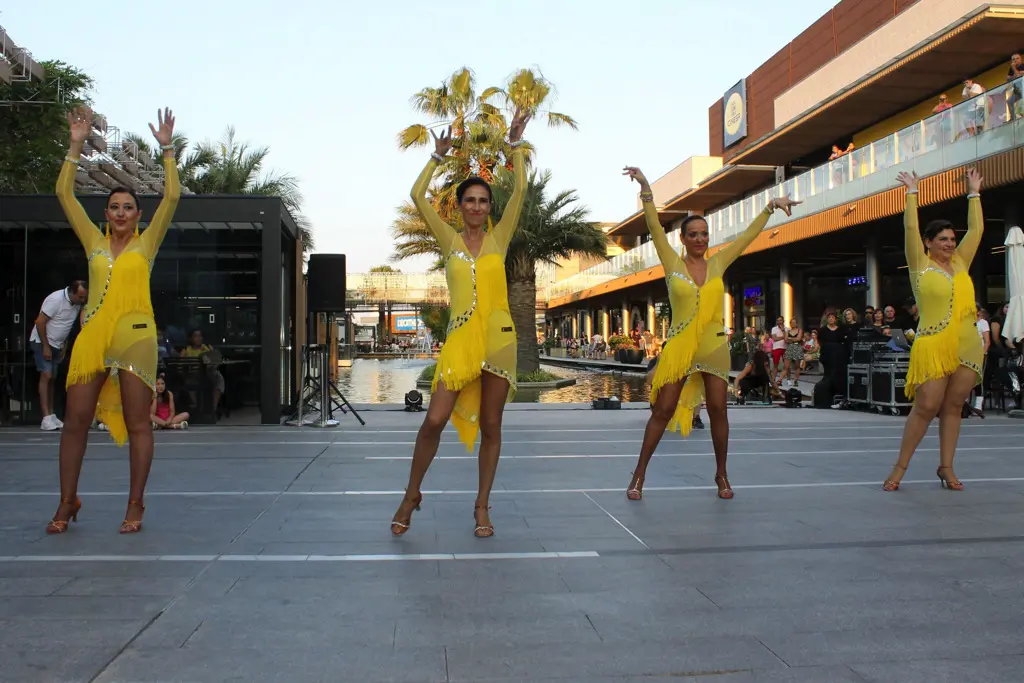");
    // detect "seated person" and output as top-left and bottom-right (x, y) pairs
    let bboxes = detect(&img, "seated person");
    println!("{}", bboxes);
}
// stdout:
(734, 348), (777, 404)
(179, 328), (225, 416)
(151, 375), (189, 429)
